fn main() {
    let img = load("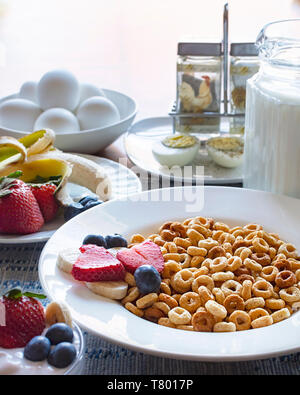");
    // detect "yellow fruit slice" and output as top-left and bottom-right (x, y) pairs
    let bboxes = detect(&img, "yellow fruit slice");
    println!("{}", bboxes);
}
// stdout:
(0, 136), (27, 169)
